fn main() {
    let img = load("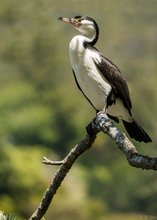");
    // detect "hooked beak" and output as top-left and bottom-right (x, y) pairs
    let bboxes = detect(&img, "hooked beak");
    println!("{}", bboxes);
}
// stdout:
(58, 17), (80, 28)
